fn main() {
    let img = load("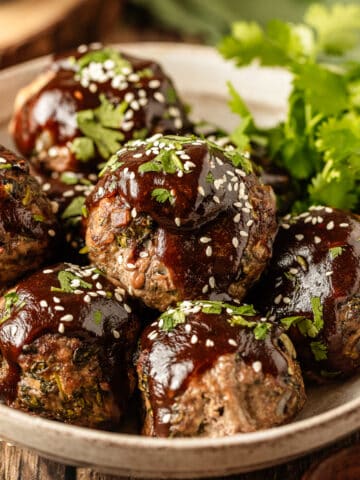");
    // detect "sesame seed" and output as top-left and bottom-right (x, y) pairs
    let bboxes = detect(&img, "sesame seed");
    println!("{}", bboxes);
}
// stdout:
(185, 324), (192, 333)
(274, 294), (283, 305)
(126, 263), (136, 270)
(198, 186), (205, 196)
(58, 323), (65, 334)
(281, 223), (290, 229)
(247, 219), (254, 227)
(148, 331), (158, 340)
(312, 217), (317, 225)
(131, 208), (137, 218)
(154, 92), (165, 103)
(314, 236), (321, 244)
(139, 251), (149, 258)
(54, 306), (65, 311)
(289, 268), (298, 275)
(61, 314), (74, 322)
(209, 276), (216, 289)
(304, 217), (312, 224)
(213, 195), (220, 204)
(283, 297), (291, 304)
(97, 290), (107, 297)
(53, 297), (60, 303)
(48, 229), (56, 237)
(174, 118), (183, 129)
(326, 271), (333, 276)
(232, 237), (239, 248)
(206, 246), (212, 257)
(190, 334), (198, 344)
(200, 236), (211, 244)
(205, 339), (214, 347)
(112, 329), (120, 339)
(228, 339), (237, 347)
(175, 217), (181, 227)
(240, 230), (248, 237)
(295, 234), (304, 241)
(95, 282), (103, 290)
(252, 361), (262, 373)
(42, 183), (51, 192)
(233, 213), (241, 223)
(149, 79), (161, 89)
(340, 223), (349, 228)
(124, 303), (132, 313)
(124, 92), (134, 103)
(40, 300), (48, 308)
(84, 295), (91, 303)
(202, 285), (209, 294)
(326, 221), (335, 230)
(162, 413), (171, 424)
(325, 207), (333, 213)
